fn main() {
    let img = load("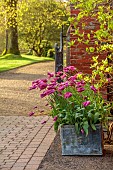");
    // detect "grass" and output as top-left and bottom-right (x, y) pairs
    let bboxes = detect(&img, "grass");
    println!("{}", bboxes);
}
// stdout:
(0, 54), (54, 72)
